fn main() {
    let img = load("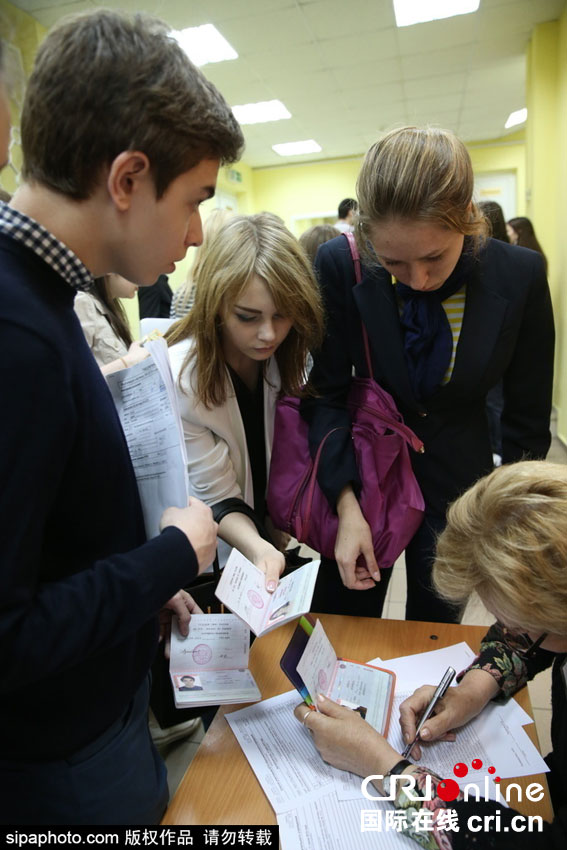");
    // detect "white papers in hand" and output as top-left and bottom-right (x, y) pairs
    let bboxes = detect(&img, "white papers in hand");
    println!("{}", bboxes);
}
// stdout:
(106, 337), (188, 539)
